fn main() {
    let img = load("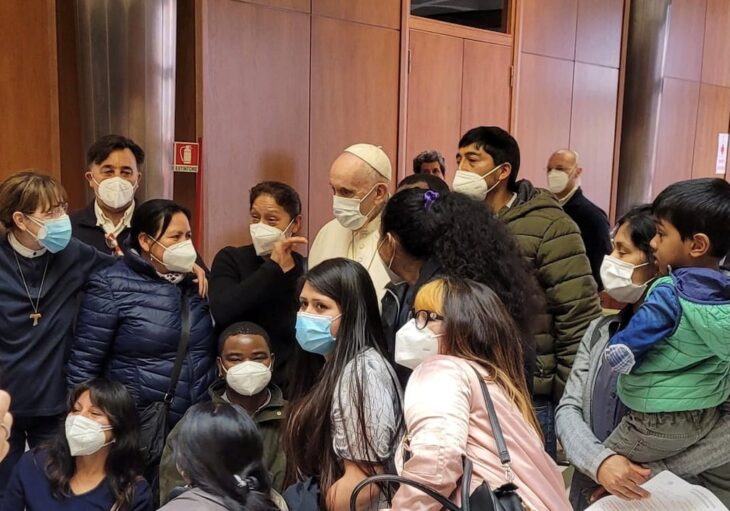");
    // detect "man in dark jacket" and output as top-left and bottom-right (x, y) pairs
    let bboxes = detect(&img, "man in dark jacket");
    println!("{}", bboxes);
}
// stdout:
(453, 126), (602, 458)
(70, 134), (143, 255)
(546, 149), (611, 289)
(158, 322), (286, 503)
